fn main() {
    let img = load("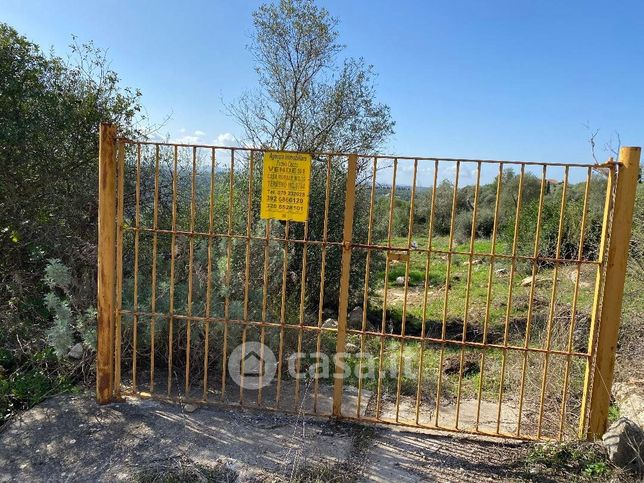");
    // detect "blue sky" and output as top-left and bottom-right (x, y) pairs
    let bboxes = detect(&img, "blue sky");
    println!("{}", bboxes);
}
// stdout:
(3, 0), (643, 177)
